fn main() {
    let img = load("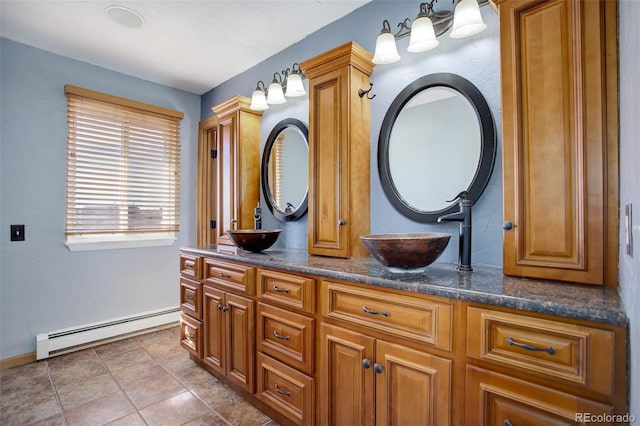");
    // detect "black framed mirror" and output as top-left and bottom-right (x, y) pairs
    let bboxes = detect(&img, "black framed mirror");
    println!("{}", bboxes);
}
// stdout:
(261, 118), (309, 222)
(378, 73), (496, 223)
